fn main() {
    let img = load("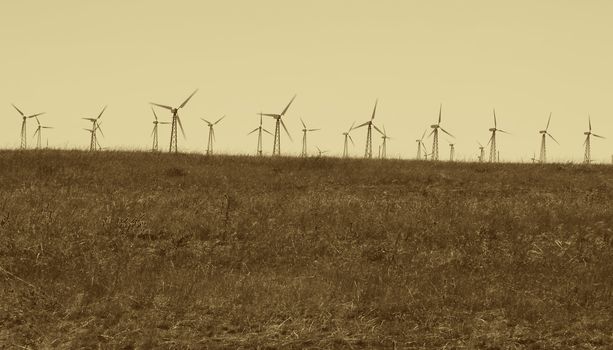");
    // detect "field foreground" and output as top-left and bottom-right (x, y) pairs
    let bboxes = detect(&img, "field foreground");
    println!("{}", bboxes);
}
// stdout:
(1, 150), (612, 349)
